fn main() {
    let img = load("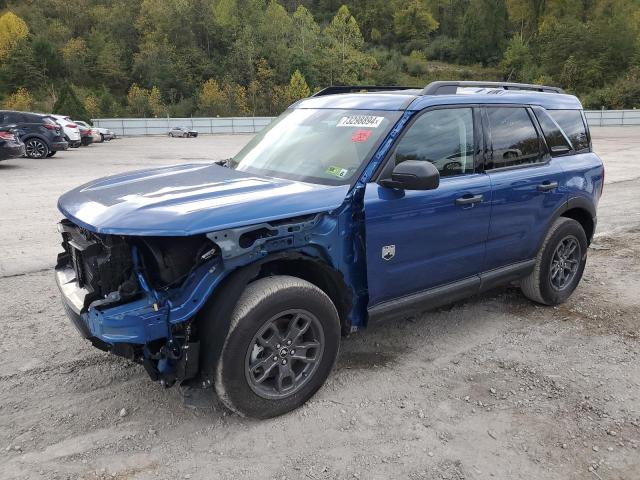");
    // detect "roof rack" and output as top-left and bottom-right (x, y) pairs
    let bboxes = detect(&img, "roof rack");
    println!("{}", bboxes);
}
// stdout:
(422, 81), (564, 95)
(313, 85), (418, 97)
